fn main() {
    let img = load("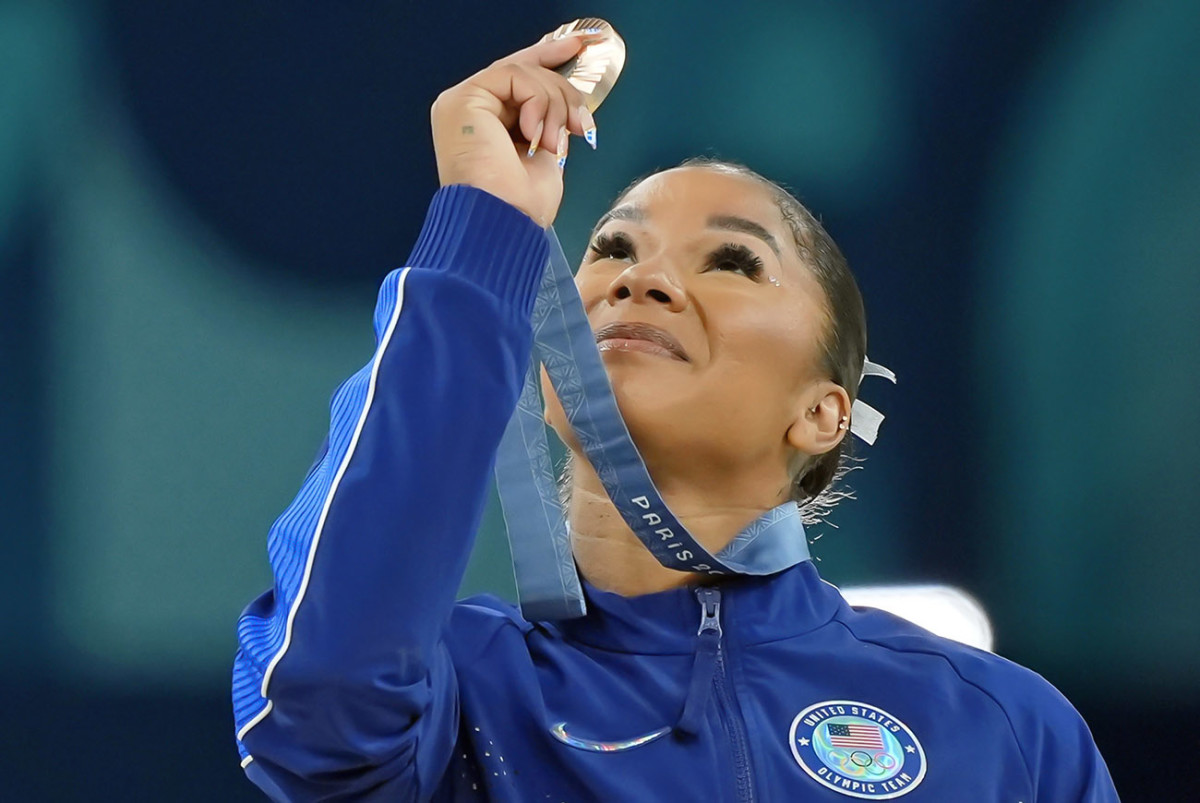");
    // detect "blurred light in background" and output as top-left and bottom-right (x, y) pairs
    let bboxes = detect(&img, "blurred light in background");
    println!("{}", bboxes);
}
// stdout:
(841, 584), (995, 652)
(977, 0), (1200, 693)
